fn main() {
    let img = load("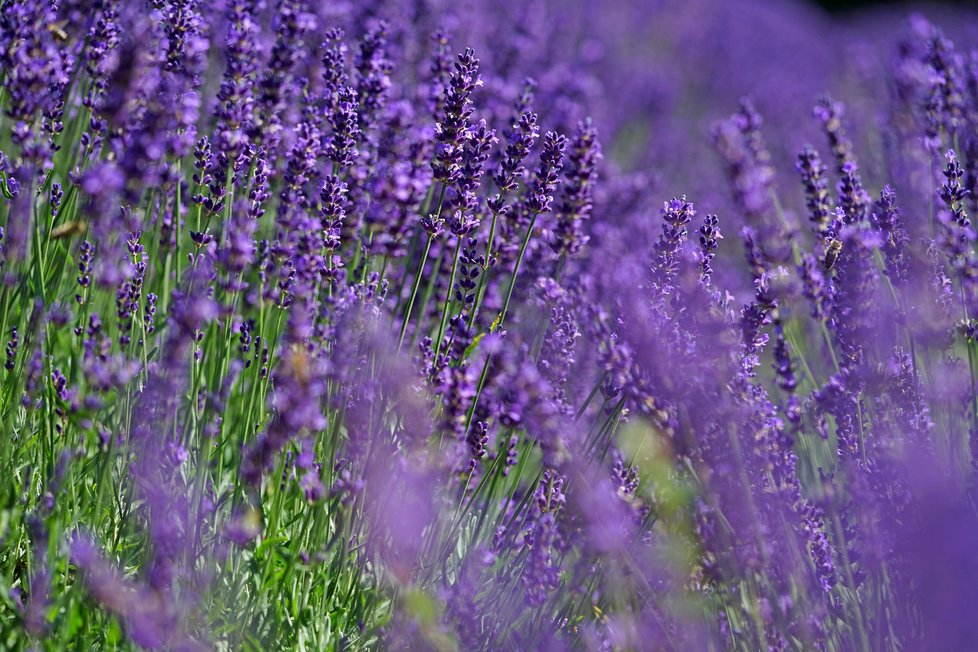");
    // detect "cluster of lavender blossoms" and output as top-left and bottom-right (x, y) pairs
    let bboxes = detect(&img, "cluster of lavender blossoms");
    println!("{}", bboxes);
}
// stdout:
(1, 0), (978, 650)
